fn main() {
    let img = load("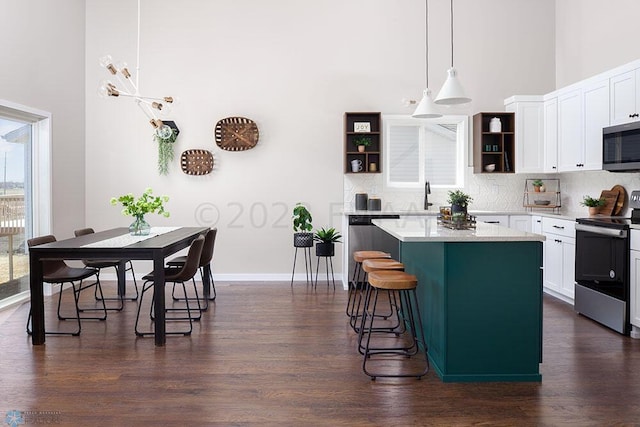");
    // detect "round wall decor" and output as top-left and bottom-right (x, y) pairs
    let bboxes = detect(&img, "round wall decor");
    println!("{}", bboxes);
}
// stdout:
(214, 117), (259, 151)
(180, 149), (214, 175)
